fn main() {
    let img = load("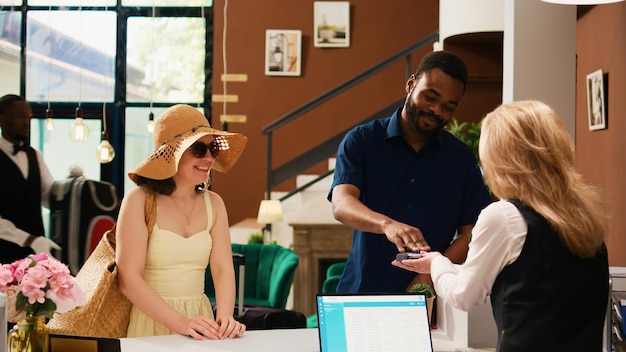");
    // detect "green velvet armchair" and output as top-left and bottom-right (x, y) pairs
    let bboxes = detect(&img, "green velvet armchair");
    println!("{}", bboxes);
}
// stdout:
(205, 243), (299, 309)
